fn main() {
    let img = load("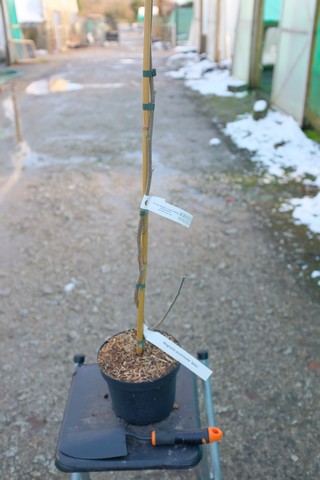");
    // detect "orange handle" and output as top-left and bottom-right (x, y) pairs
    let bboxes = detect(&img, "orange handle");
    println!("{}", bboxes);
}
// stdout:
(207, 427), (223, 444)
